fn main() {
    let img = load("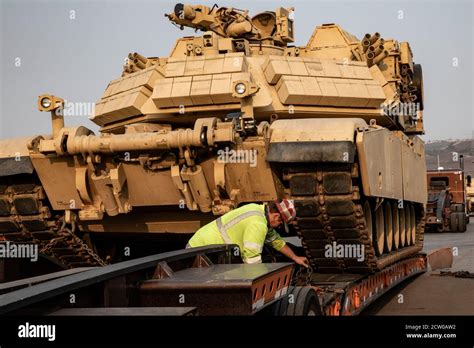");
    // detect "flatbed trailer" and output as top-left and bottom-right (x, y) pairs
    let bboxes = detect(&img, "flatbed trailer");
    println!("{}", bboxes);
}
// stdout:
(303, 255), (426, 315)
(0, 245), (426, 316)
